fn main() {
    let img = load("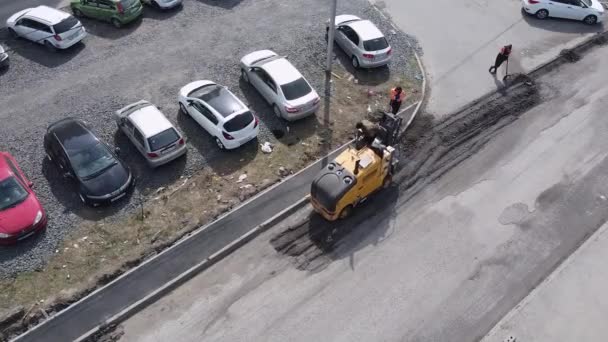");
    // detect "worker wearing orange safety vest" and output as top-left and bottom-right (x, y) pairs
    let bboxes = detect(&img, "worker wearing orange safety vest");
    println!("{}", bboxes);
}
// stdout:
(389, 86), (405, 114)
(489, 44), (512, 74)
